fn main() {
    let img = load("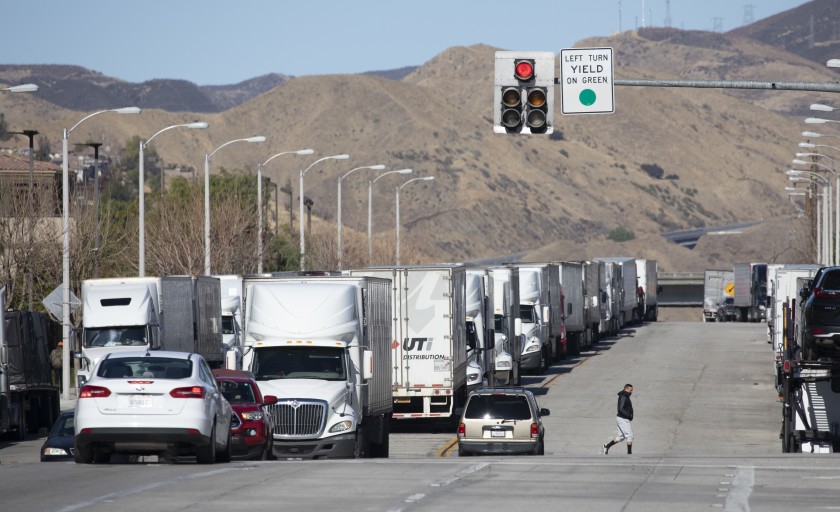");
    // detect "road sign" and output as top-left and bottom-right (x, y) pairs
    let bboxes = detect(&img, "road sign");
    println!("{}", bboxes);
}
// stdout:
(560, 47), (614, 115)
(724, 282), (735, 297)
